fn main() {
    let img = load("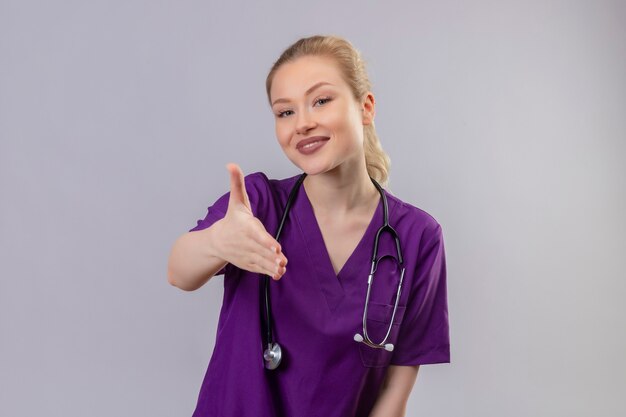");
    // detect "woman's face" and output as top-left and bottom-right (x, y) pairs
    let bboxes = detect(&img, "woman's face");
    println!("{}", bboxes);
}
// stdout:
(269, 55), (374, 176)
